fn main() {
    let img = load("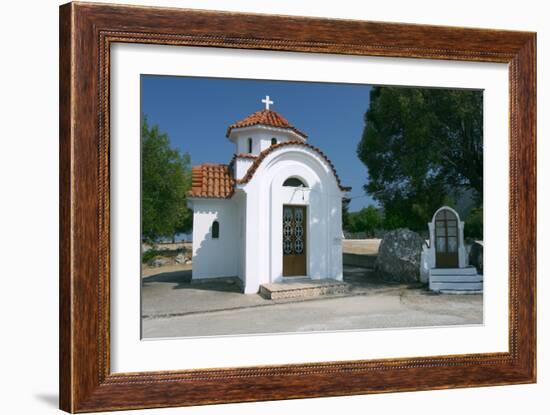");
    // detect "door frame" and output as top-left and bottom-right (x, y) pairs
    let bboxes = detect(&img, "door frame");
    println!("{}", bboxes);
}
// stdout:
(434, 211), (459, 268)
(282, 204), (308, 277)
